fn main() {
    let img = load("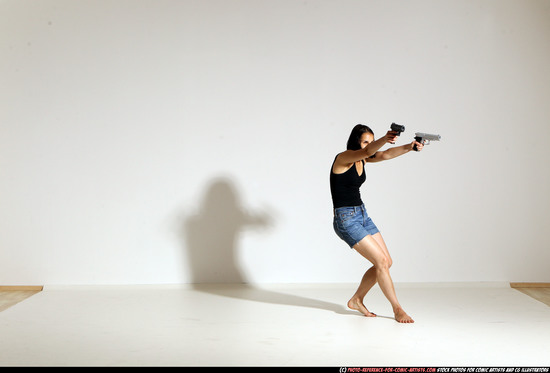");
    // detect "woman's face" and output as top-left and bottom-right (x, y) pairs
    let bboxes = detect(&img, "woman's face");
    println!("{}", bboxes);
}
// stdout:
(359, 132), (374, 149)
